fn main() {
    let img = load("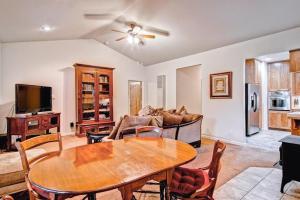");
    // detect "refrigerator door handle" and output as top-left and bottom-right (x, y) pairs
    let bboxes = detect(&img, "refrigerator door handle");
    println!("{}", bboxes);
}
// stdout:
(253, 92), (258, 112)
